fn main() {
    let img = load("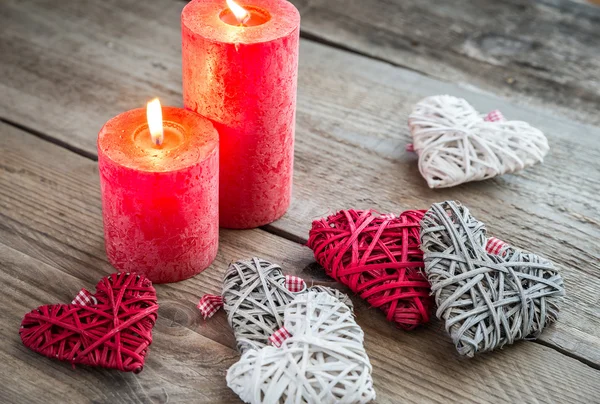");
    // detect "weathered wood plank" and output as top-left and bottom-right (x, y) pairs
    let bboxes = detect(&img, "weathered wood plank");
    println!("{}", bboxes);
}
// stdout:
(286, 41), (600, 367)
(289, 0), (600, 126)
(0, 122), (312, 402)
(2, 121), (600, 403)
(1, 0), (600, 367)
(0, 0), (185, 154)
(0, 244), (240, 404)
